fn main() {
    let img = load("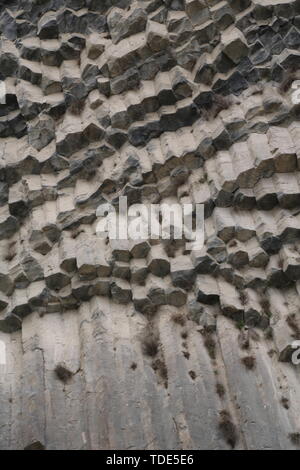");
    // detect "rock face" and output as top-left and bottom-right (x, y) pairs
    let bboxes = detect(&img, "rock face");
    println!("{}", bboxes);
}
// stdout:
(0, 0), (300, 450)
